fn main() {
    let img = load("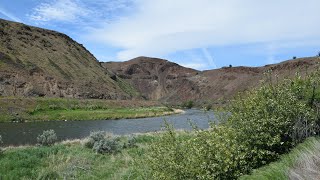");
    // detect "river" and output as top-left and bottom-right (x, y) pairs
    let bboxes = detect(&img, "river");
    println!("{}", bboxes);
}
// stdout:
(0, 109), (215, 146)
